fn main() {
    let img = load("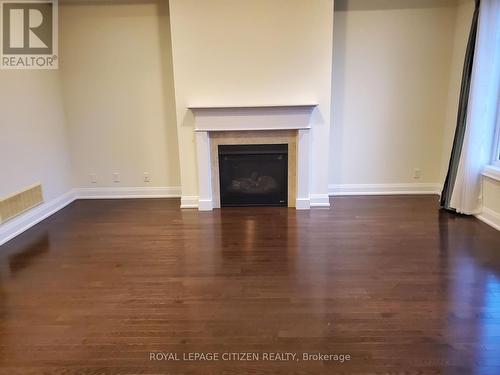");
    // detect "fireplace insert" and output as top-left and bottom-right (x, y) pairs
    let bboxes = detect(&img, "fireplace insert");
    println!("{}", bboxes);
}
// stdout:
(218, 144), (288, 207)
